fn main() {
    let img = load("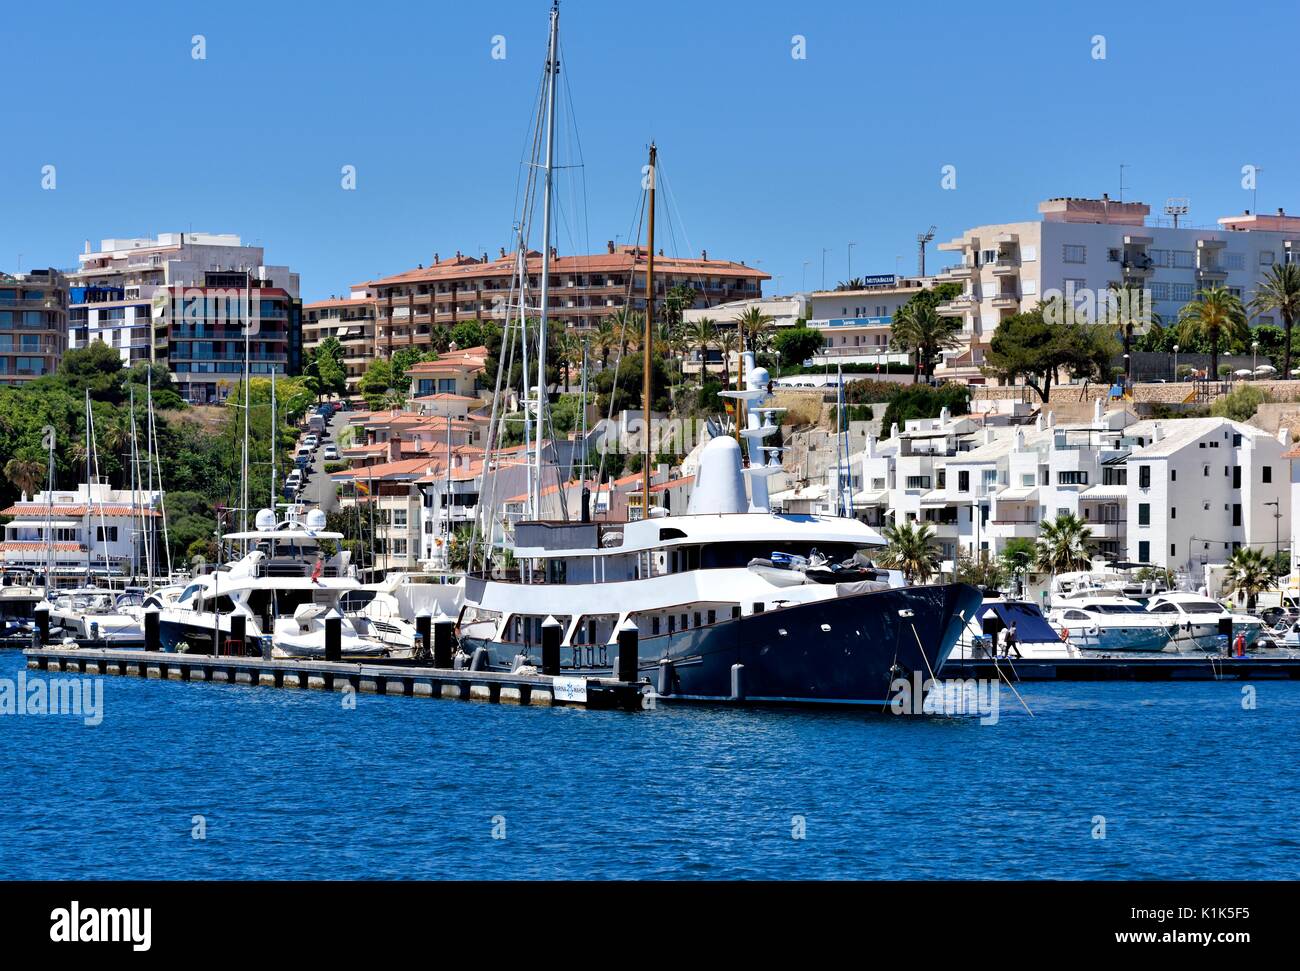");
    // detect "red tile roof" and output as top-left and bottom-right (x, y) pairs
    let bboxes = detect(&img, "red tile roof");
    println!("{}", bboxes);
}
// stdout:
(0, 503), (159, 517)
